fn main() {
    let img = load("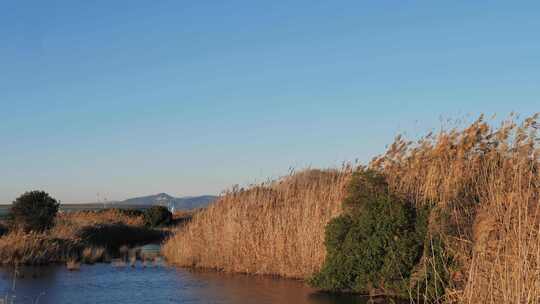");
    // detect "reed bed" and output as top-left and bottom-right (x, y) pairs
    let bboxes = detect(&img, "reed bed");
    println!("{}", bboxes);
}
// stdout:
(0, 230), (79, 265)
(163, 168), (352, 278)
(163, 113), (539, 303)
(81, 246), (106, 264)
(0, 209), (156, 265)
(66, 259), (81, 271)
(371, 114), (540, 303)
(59, 209), (143, 228)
